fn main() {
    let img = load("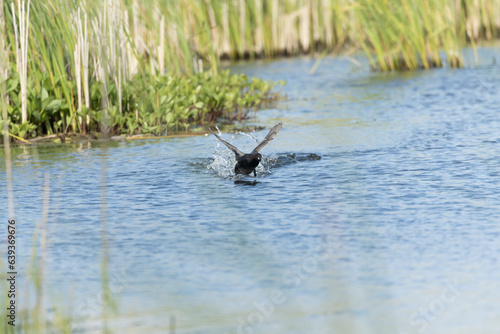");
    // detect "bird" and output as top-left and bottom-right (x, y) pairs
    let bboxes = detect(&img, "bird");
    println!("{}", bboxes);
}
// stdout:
(208, 123), (283, 177)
